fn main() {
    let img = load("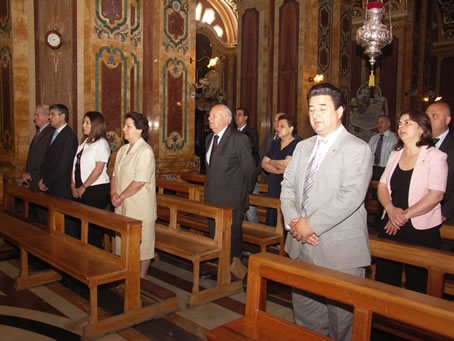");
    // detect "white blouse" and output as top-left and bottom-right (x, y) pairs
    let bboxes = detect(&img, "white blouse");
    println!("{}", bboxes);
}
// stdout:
(72, 138), (111, 186)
